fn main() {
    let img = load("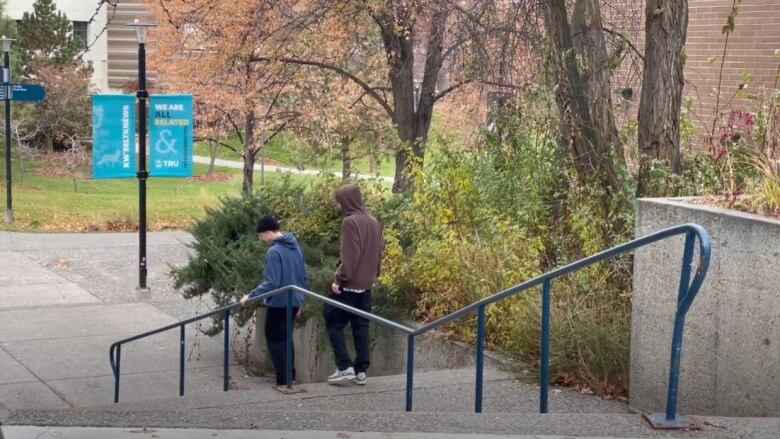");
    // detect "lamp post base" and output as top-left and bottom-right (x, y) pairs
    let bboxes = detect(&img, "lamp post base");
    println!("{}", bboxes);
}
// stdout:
(135, 286), (151, 300)
(4, 208), (12, 223)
